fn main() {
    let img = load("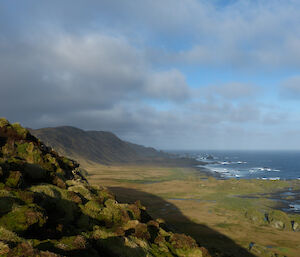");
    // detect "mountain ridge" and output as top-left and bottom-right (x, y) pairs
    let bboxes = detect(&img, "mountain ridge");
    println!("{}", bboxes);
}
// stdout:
(30, 126), (199, 167)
